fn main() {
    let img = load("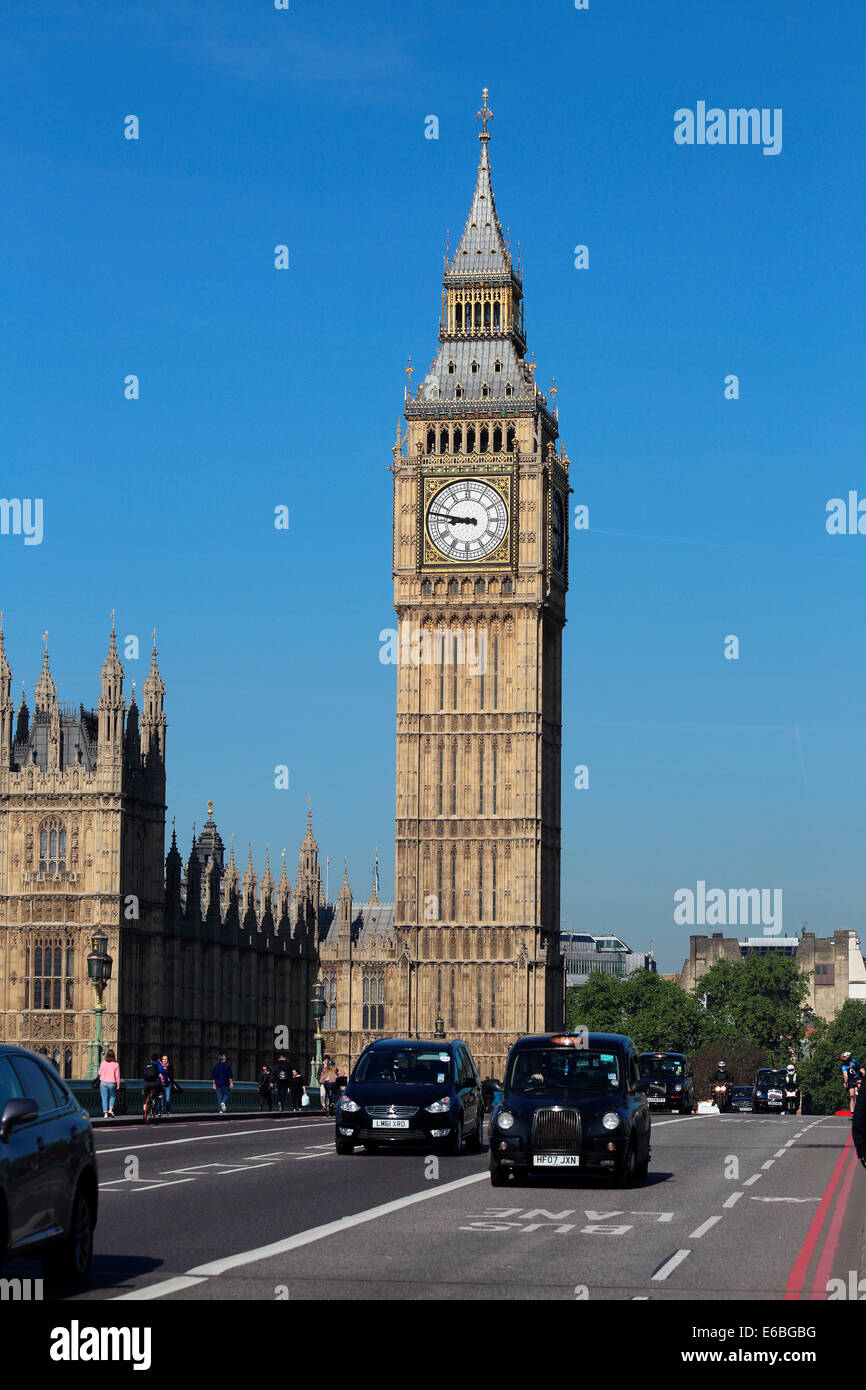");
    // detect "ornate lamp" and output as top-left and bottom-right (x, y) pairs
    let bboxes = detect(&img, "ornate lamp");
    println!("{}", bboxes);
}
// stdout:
(86, 926), (113, 1073)
(310, 981), (326, 1085)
